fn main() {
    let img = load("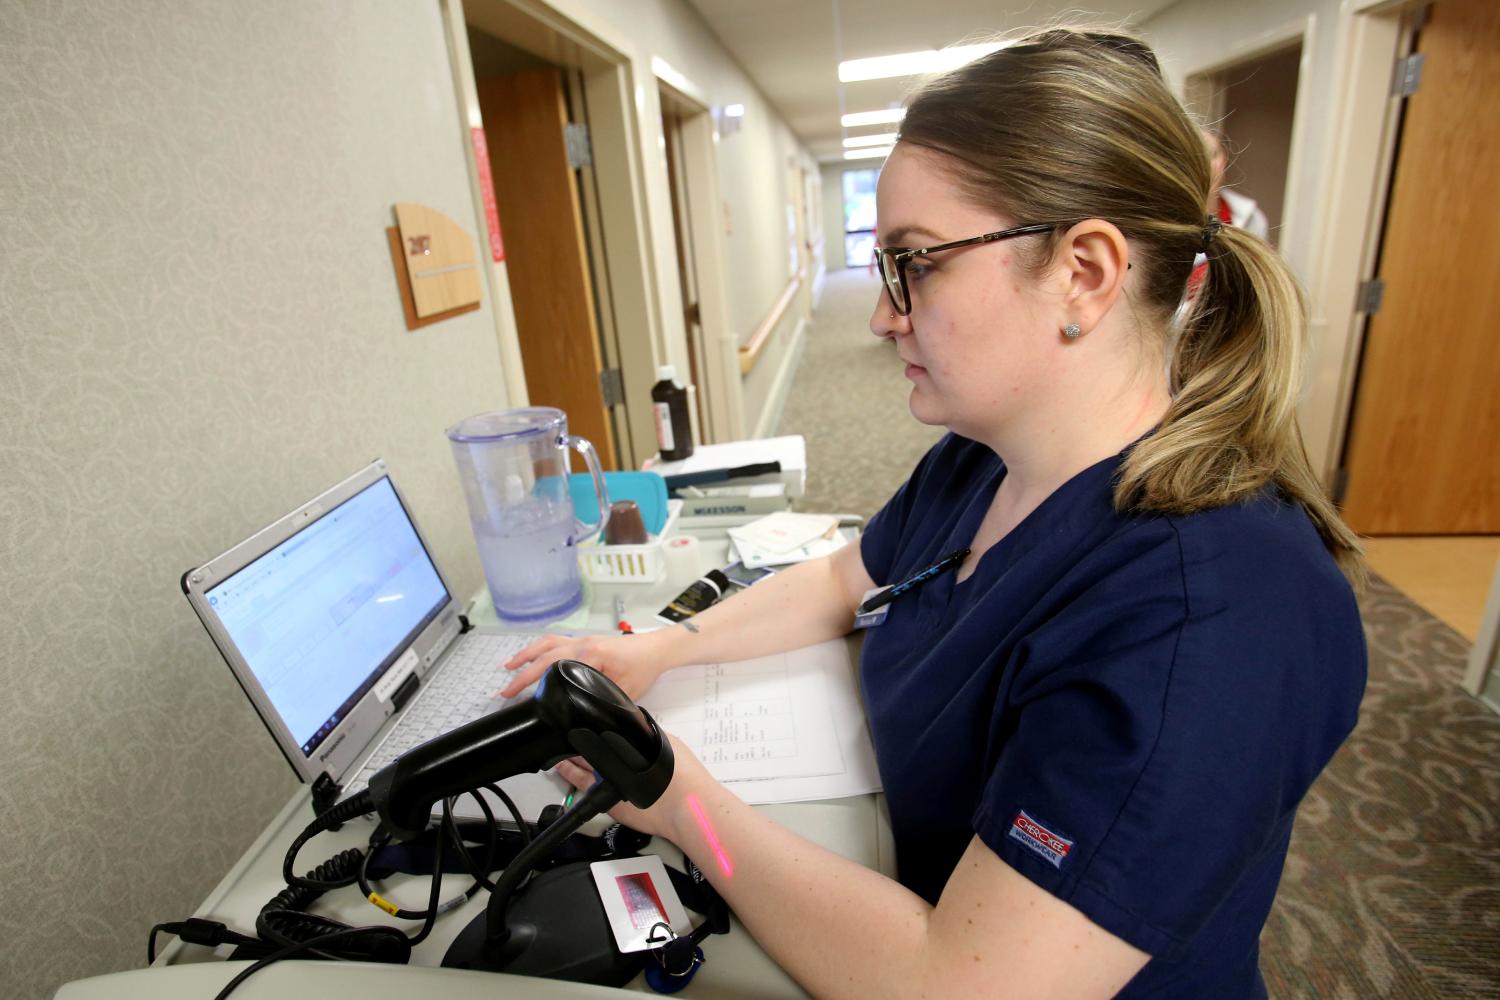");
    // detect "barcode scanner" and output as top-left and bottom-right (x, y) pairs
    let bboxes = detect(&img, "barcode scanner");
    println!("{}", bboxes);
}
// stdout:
(366, 660), (674, 841)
